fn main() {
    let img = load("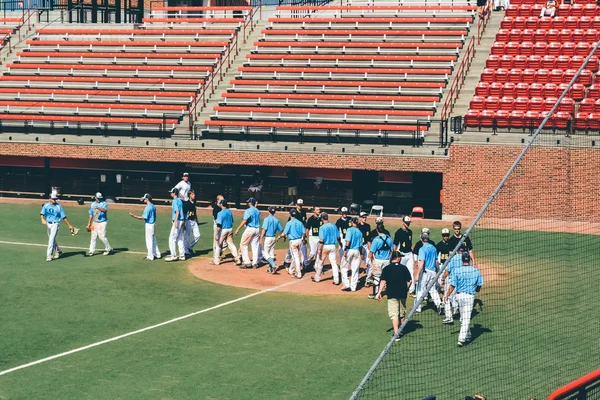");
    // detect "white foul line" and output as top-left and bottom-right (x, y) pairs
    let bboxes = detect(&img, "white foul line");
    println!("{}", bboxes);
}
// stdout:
(0, 240), (147, 255)
(0, 280), (300, 377)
